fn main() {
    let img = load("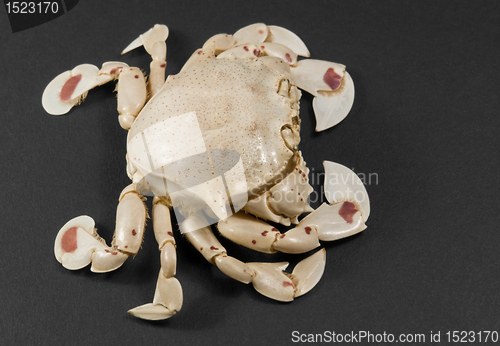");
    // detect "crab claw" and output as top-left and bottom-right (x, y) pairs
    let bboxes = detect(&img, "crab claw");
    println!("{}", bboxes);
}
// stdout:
(247, 262), (295, 301)
(260, 42), (298, 66)
(217, 44), (262, 60)
(122, 24), (169, 55)
(54, 216), (128, 271)
(289, 248), (326, 297)
(42, 64), (113, 115)
(99, 61), (130, 77)
(291, 60), (355, 131)
(247, 248), (326, 301)
(323, 161), (370, 221)
(313, 72), (355, 131)
(266, 25), (310, 57)
(128, 270), (183, 320)
(233, 23), (269, 45)
(202, 33), (236, 55)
